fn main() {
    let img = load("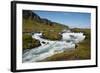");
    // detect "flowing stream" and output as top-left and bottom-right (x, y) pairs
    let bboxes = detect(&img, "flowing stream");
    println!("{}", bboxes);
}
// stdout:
(22, 32), (85, 63)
